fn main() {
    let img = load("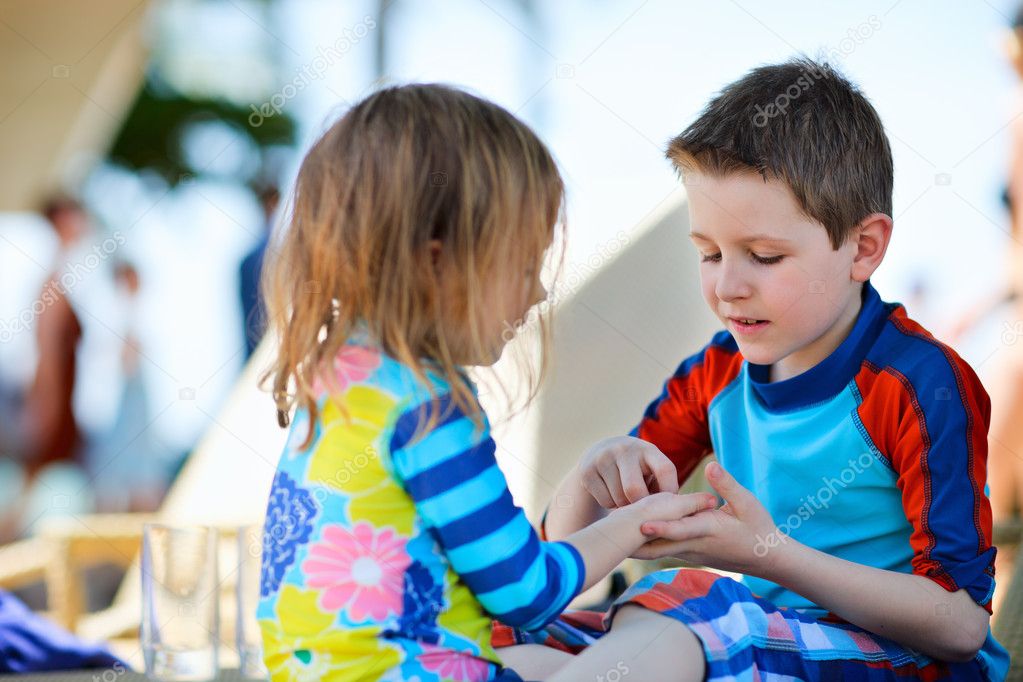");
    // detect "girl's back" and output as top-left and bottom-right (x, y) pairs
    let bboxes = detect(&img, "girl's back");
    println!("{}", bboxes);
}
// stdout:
(258, 332), (512, 680)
